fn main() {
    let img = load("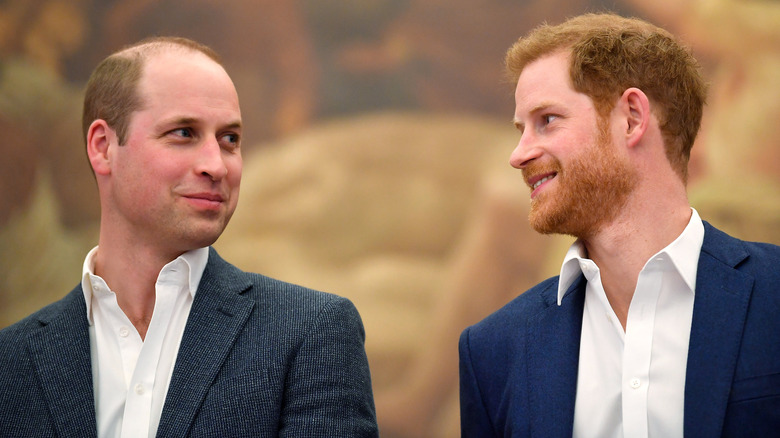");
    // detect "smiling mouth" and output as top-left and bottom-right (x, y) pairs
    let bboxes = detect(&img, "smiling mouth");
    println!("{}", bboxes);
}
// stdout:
(180, 192), (227, 212)
(532, 174), (555, 190)
(185, 192), (225, 202)
(527, 171), (557, 191)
